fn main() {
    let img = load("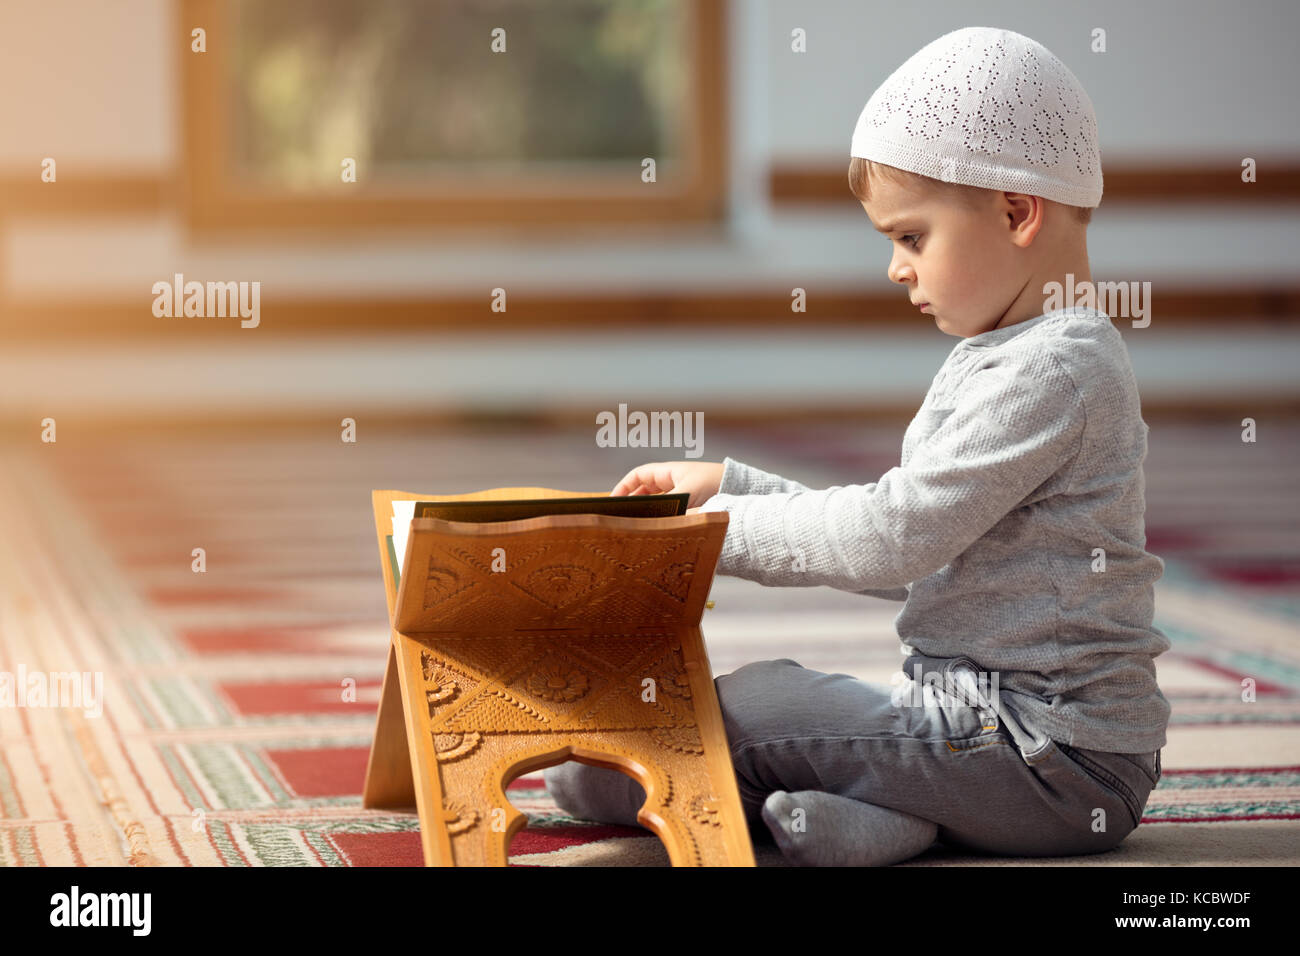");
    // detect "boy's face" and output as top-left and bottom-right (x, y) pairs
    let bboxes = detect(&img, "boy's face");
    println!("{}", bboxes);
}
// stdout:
(860, 178), (1027, 338)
